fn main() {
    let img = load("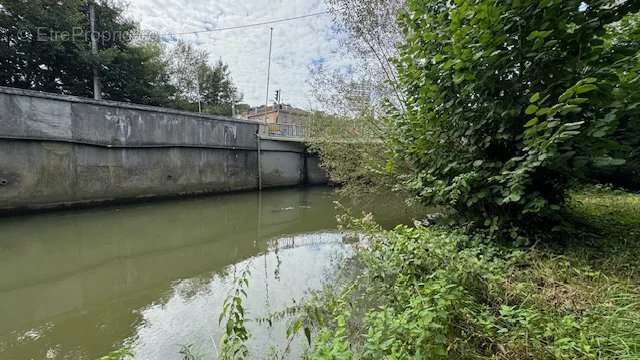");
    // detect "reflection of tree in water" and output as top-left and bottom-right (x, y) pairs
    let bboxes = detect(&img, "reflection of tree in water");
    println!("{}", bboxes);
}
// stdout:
(273, 246), (282, 281)
(267, 232), (349, 295)
(174, 275), (219, 300)
(267, 232), (347, 282)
